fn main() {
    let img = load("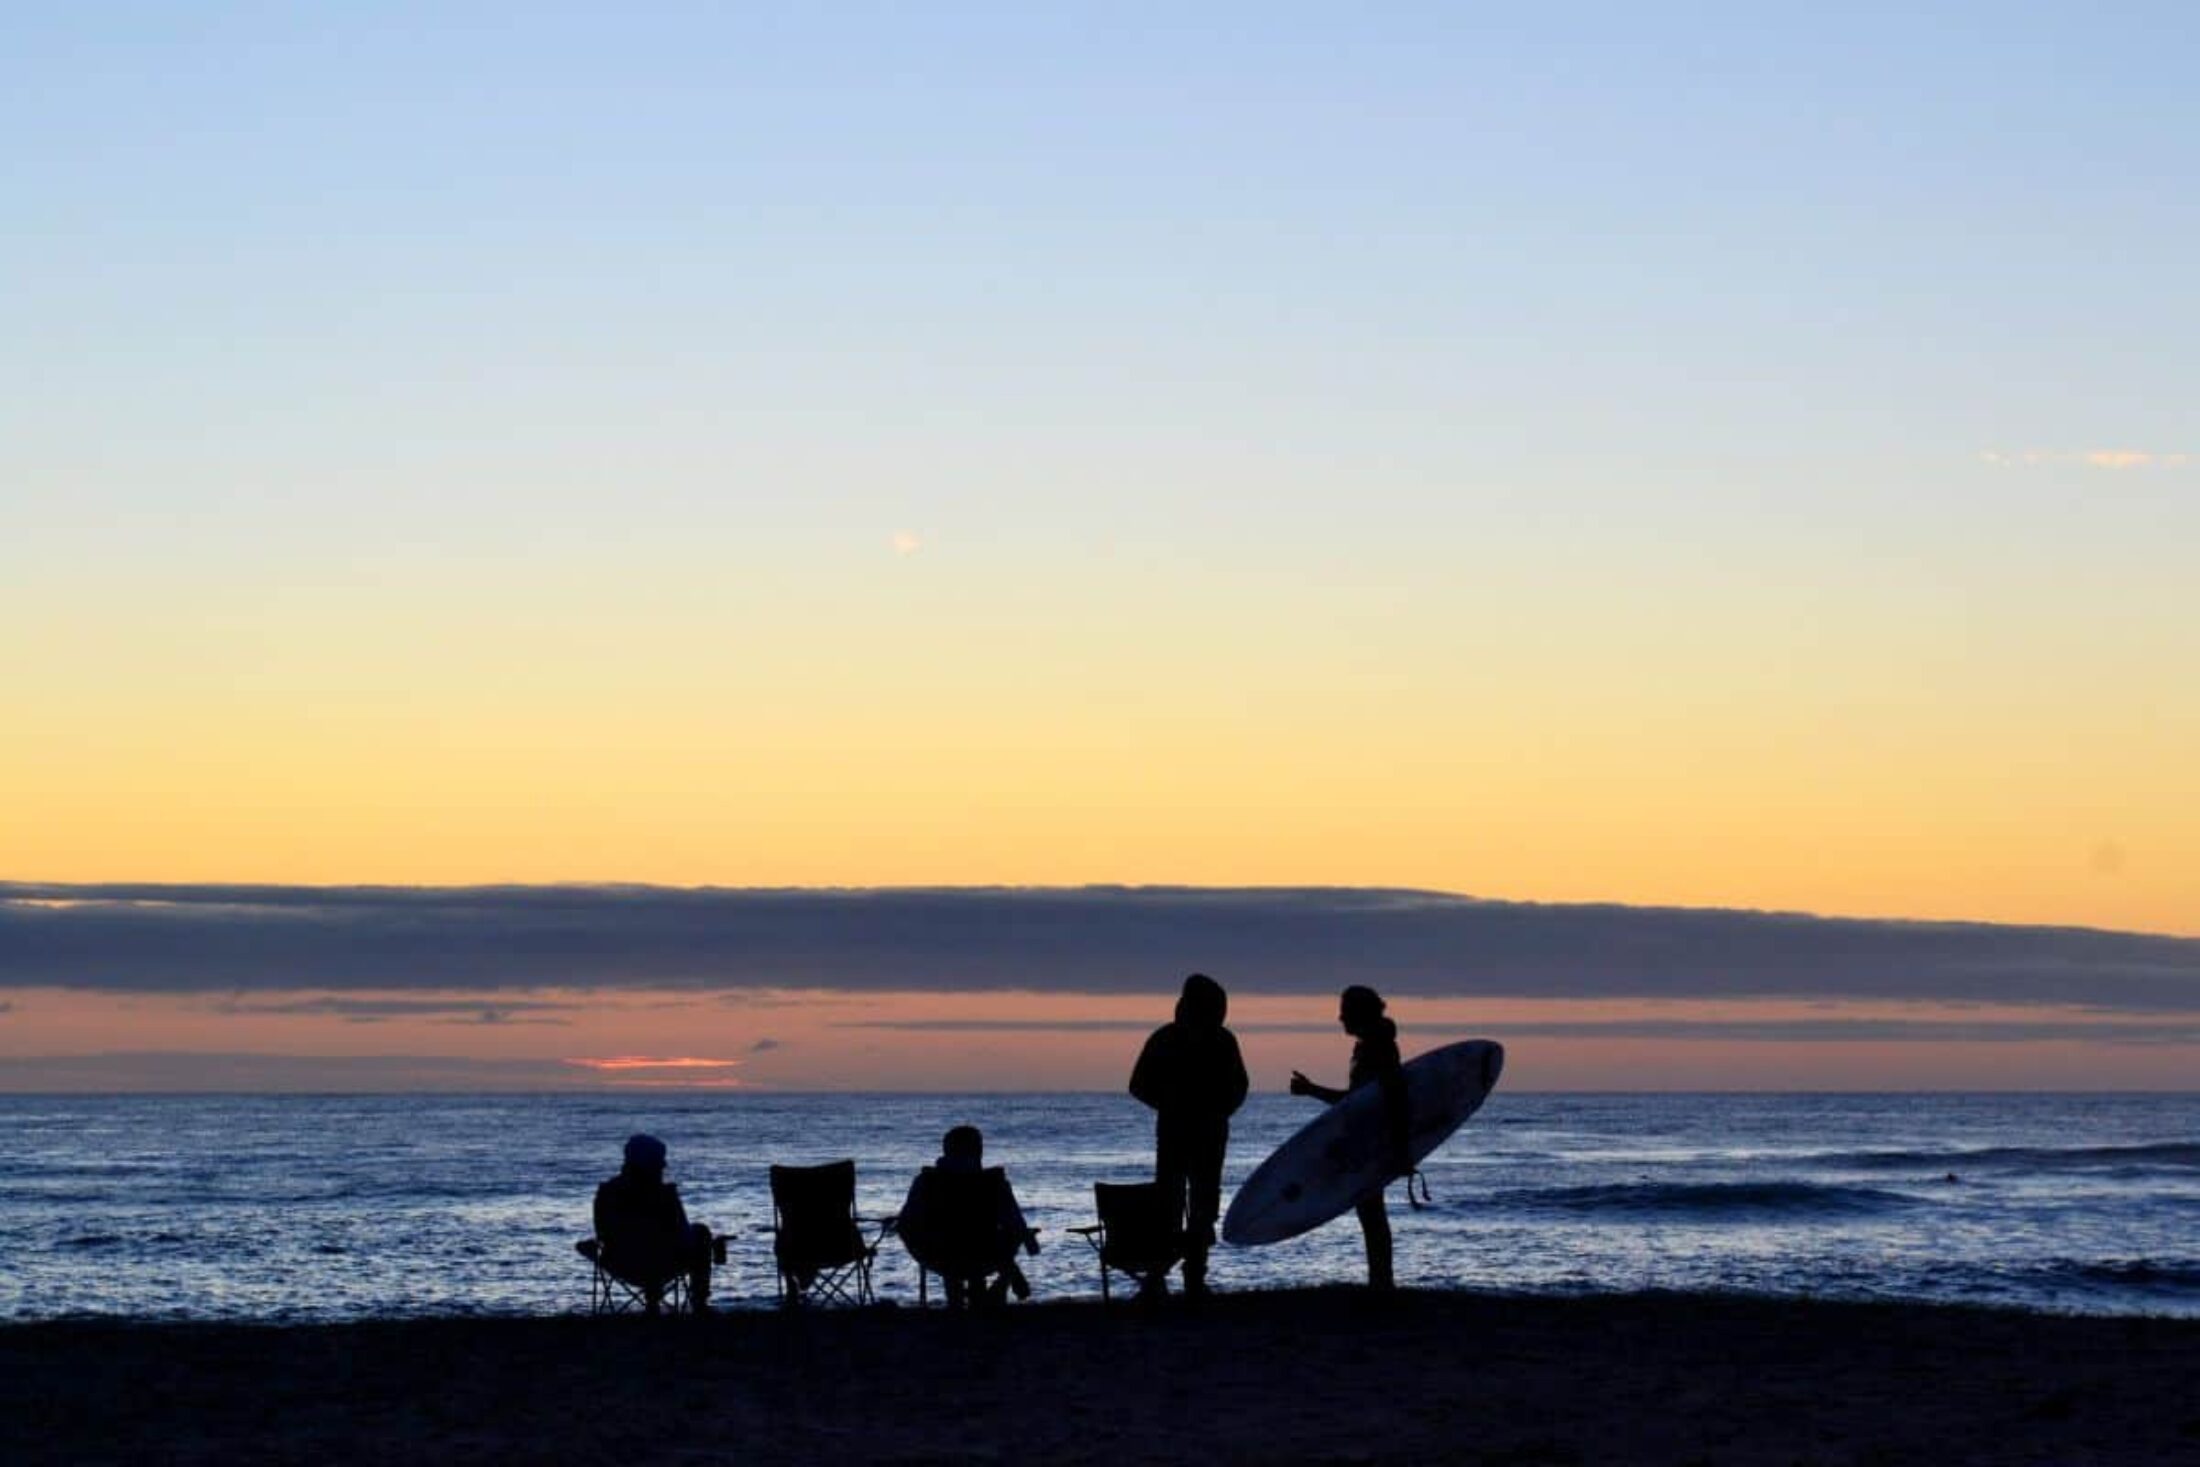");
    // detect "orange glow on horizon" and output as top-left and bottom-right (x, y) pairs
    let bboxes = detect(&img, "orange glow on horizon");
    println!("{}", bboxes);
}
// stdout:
(562, 1056), (745, 1071)
(2, 987), (2194, 1092)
